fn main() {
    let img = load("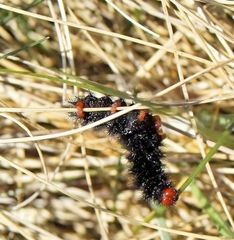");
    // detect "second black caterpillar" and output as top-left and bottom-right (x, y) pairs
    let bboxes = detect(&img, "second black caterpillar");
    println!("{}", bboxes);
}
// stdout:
(69, 94), (178, 207)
